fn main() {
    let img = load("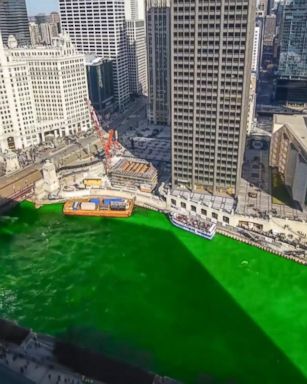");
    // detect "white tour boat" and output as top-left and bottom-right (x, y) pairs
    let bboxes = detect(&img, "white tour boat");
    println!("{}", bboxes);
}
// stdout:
(169, 212), (216, 240)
